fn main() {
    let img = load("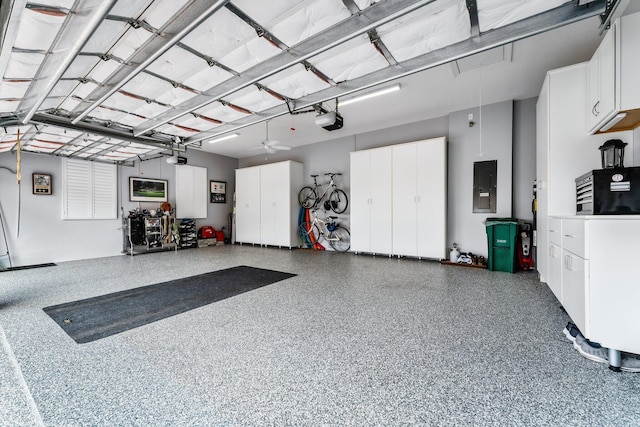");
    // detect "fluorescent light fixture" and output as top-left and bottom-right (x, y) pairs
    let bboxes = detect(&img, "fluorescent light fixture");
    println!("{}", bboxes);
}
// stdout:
(208, 132), (239, 143)
(600, 112), (627, 132)
(339, 84), (401, 107)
